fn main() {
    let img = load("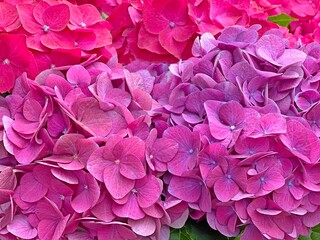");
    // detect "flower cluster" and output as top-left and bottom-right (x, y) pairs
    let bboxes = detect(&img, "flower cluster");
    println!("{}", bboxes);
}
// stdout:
(3, 0), (320, 96)
(1, 24), (320, 239)
(103, 0), (281, 64)
(252, 0), (320, 45)
(0, 0), (113, 94)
